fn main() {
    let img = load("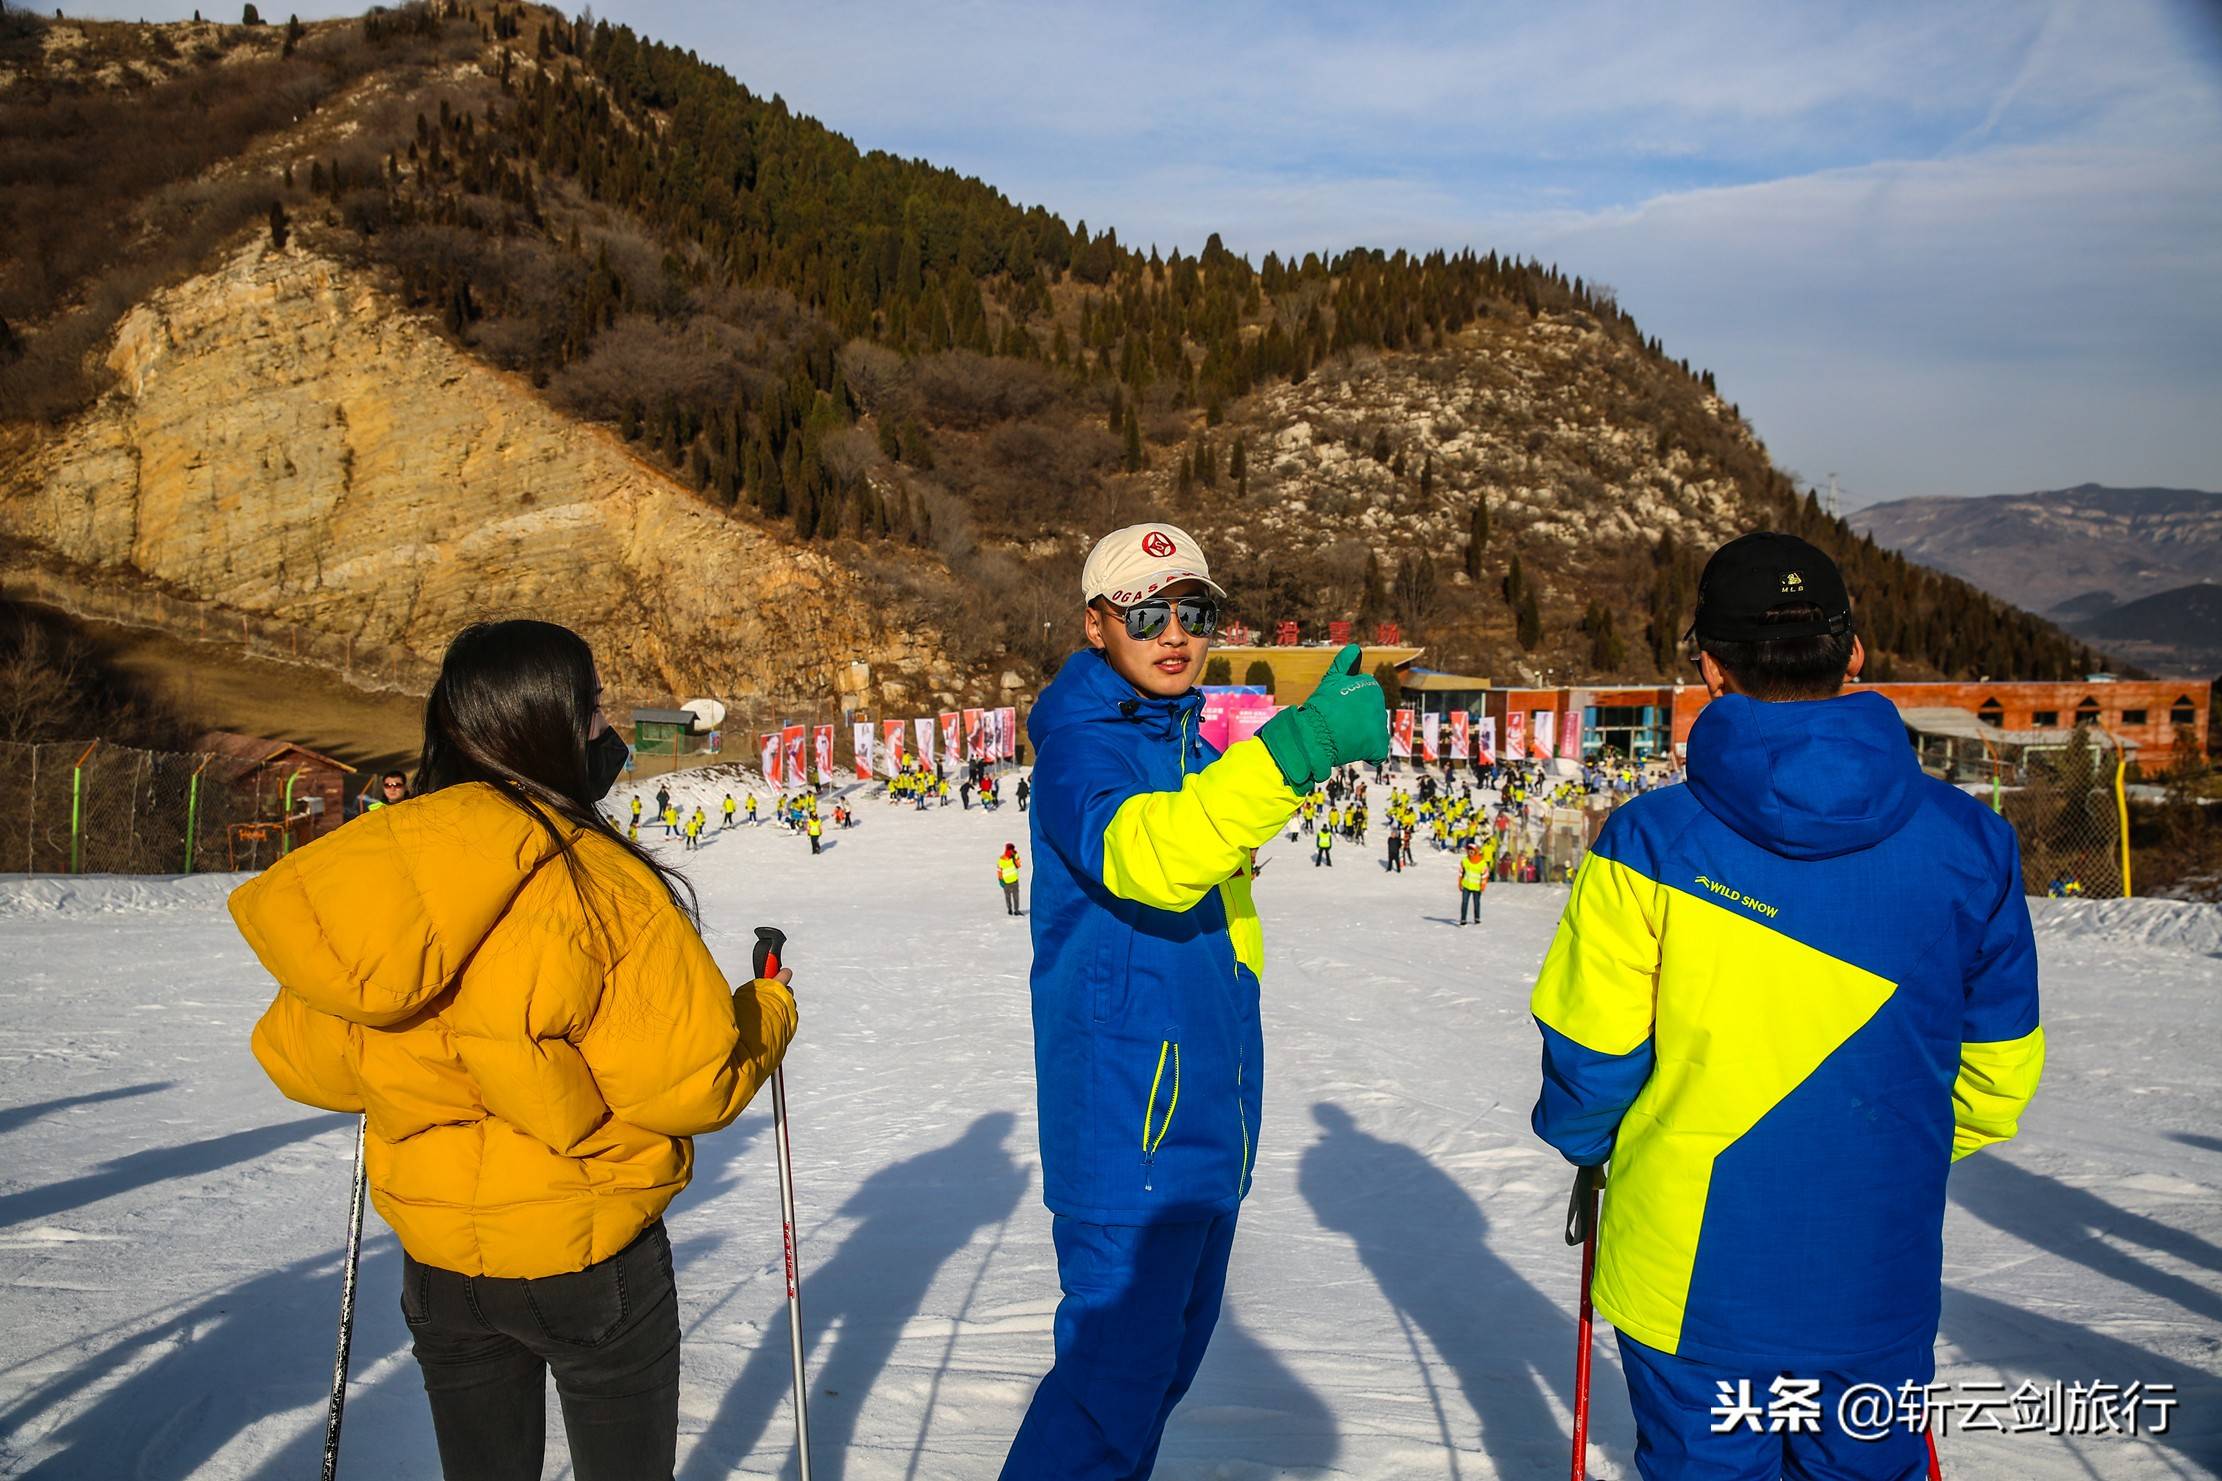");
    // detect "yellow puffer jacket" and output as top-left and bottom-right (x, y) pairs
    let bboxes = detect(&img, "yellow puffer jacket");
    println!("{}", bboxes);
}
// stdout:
(233, 782), (796, 1278)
